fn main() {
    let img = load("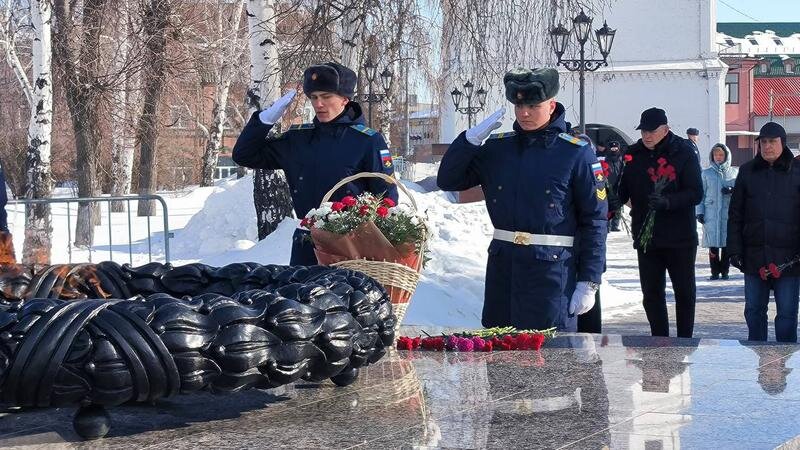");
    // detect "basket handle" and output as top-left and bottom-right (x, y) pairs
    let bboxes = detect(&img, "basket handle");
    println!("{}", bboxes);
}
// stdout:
(320, 172), (418, 211)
